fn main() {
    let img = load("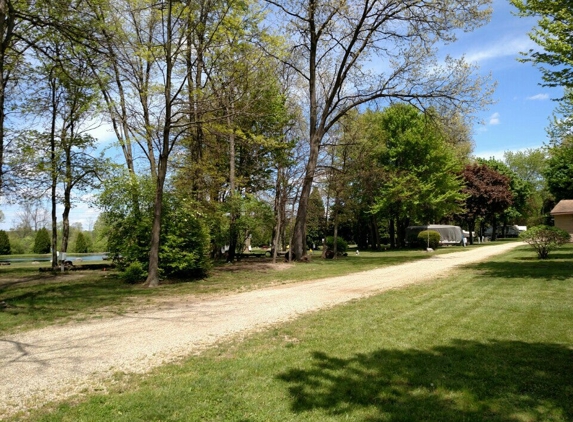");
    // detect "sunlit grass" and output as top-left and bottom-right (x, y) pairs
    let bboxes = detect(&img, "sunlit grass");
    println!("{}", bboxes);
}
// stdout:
(13, 244), (573, 421)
